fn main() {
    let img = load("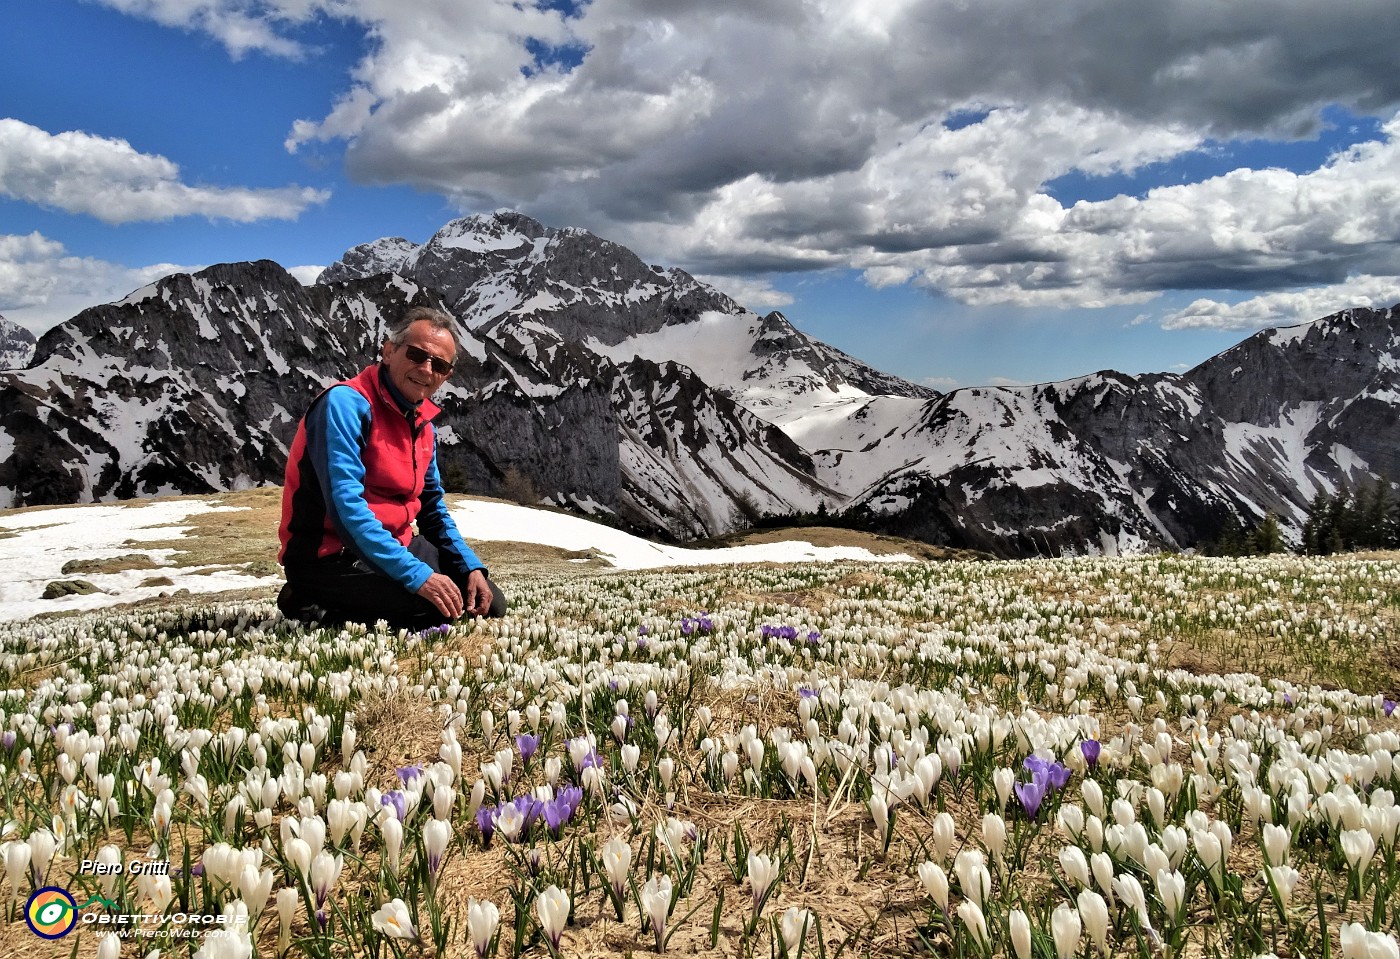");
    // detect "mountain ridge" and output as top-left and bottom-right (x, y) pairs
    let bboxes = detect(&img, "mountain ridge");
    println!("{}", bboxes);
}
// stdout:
(1, 211), (1395, 557)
